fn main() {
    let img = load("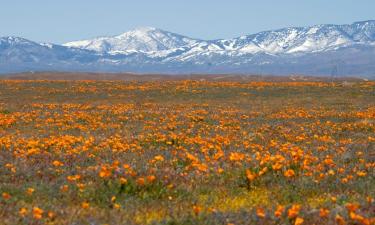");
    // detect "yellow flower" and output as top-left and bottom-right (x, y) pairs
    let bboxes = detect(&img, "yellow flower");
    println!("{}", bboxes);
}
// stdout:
(272, 163), (283, 171)
(328, 169), (335, 176)
(99, 166), (111, 178)
(356, 171), (367, 177)
(284, 169), (295, 178)
(154, 155), (164, 161)
(119, 177), (128, 184)
(26, 188), (35, 195)
(294, 217), (304, 225)
(81, 202), (90, 209)
(19, 207), (28, 217)
(52, 160), (64, 167)
(229, 152), (245, 161)
(33, 207), (44, 219)
(288, 204), (301, 219)
(67, 174), (81, 182)
(245, 169), (256, 182)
